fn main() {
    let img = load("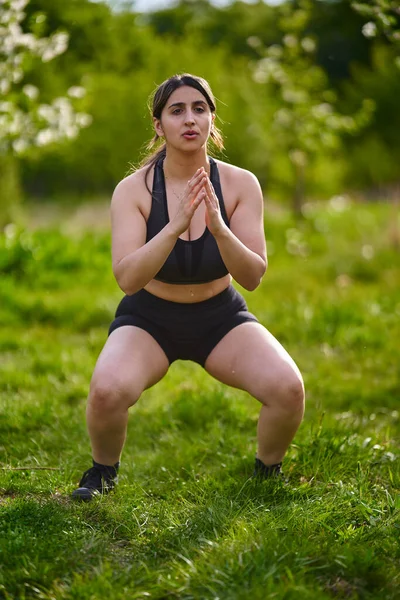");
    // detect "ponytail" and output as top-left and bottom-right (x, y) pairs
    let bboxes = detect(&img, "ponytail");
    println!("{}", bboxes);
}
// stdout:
(142, 133), (166, 194)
